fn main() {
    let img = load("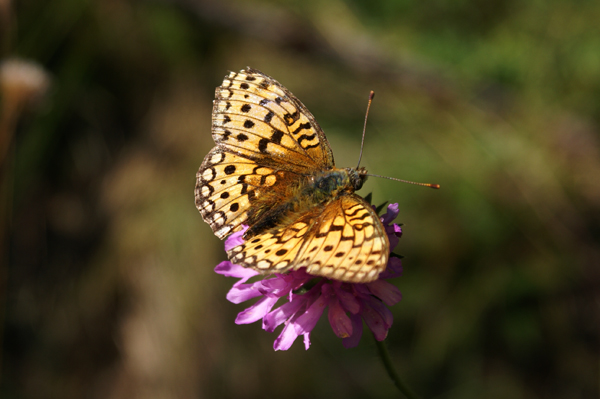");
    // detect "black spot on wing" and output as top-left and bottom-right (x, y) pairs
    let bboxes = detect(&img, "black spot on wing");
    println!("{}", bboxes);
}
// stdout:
(292, 122), (312, 135)
(224, 165), (236, 175)
(304, 143), (321, 150)
(258, 138), (269, 153)
(271, 129), (284, 145)
(283, 112), (299, 126)
(264, 111), (274, 123)
(297, 133), (316, 145)
(349, 213), (370, 221)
